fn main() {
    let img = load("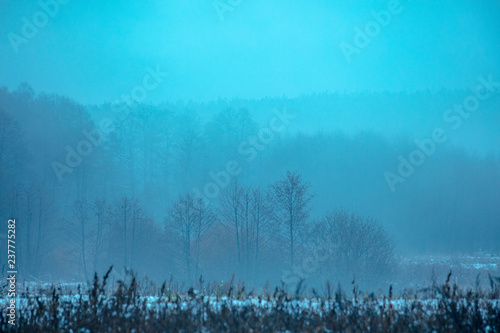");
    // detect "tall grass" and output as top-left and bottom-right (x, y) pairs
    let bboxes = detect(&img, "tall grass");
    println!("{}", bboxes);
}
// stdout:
(2, 269), (499, 332)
